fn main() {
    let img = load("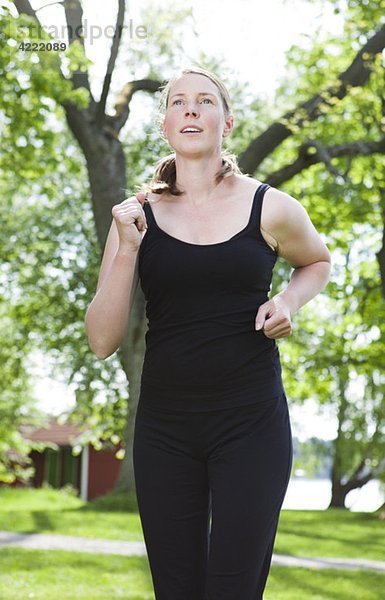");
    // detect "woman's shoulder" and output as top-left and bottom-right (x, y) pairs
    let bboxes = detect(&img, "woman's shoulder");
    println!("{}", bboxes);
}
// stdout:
(232, 174), (289, 203)
(261, 184), (306, 230)
(236, 177), (307, 252)
(221, 174), (264, 200)
(260, 185), (328, 264)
